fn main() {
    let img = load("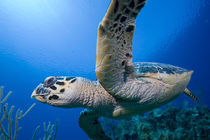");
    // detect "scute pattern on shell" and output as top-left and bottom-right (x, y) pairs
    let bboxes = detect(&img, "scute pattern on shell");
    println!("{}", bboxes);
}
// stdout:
(134, 62), (189, 75)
